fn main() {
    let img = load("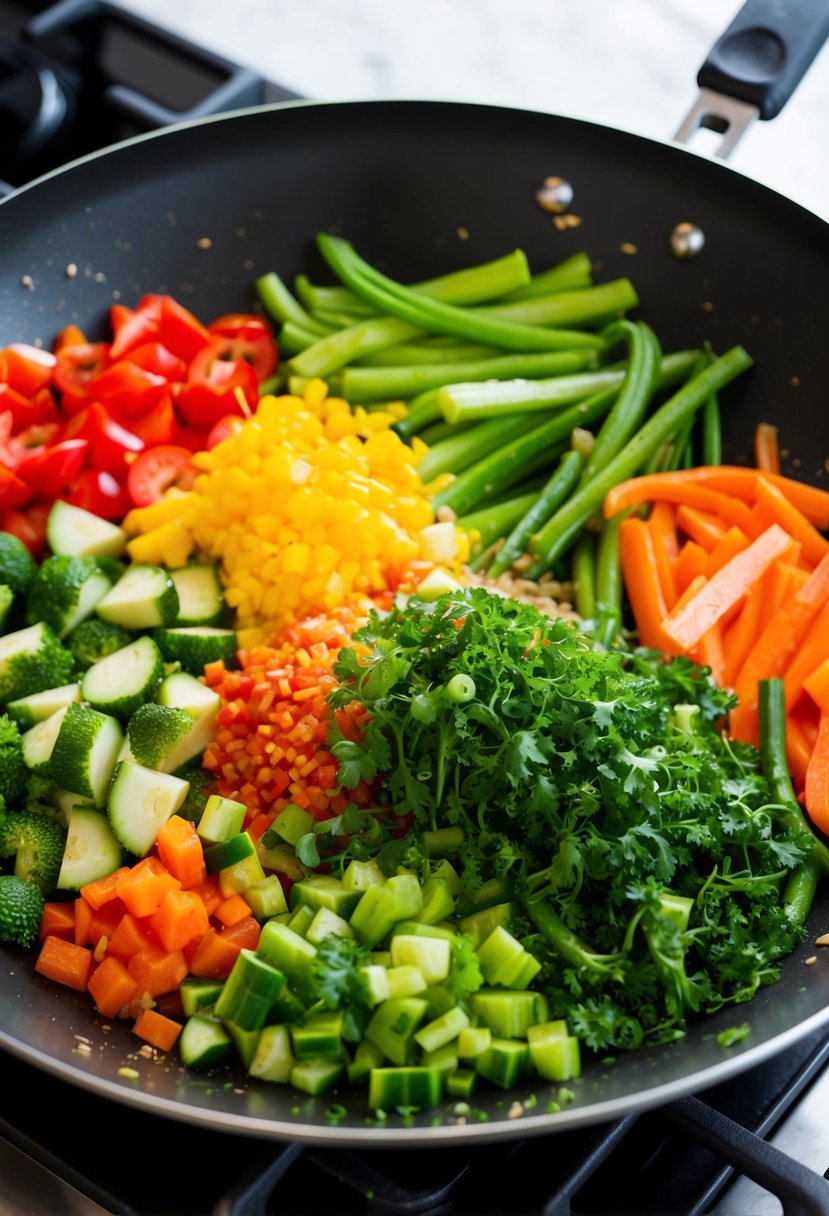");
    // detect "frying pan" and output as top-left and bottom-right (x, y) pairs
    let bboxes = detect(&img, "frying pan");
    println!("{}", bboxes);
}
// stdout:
(0, 0), (828, 1148)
